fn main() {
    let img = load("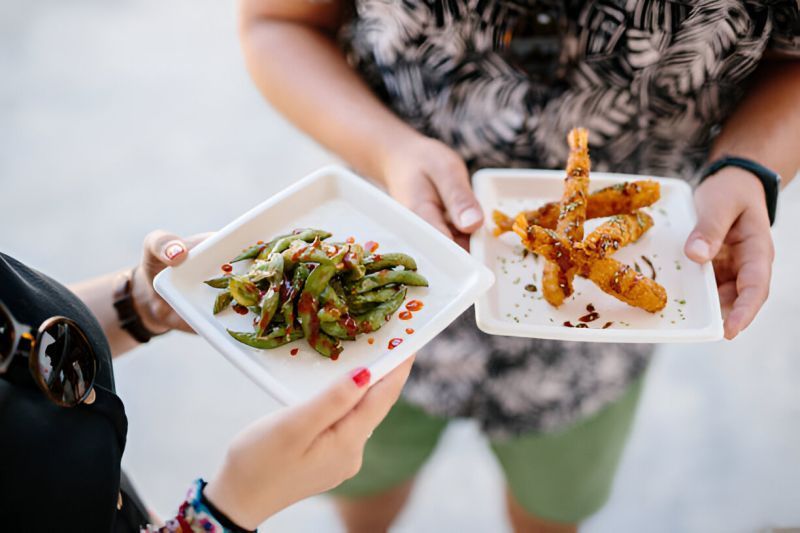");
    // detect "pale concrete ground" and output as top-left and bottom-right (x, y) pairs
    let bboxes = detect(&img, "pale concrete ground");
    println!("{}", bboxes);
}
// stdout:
(2, 1), (799, 531)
